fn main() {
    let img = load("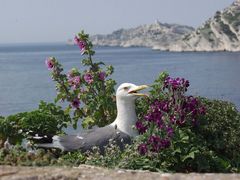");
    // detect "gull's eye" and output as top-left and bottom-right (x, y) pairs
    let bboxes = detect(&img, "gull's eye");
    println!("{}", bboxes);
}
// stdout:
(123, 87), (129, 91)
